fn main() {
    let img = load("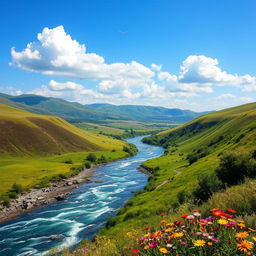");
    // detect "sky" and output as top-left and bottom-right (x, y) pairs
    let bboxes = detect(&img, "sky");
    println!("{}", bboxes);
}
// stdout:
(0, 0), (256, 111)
